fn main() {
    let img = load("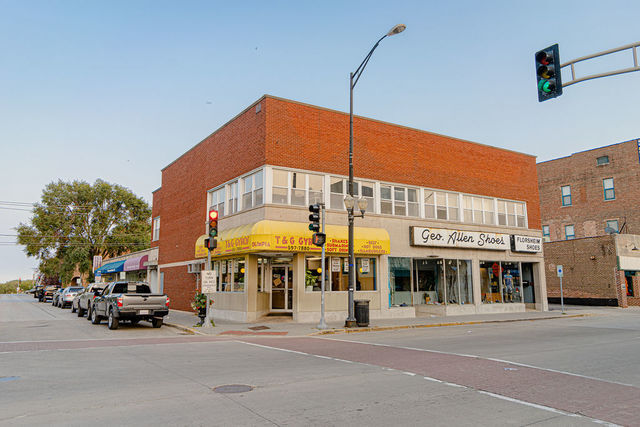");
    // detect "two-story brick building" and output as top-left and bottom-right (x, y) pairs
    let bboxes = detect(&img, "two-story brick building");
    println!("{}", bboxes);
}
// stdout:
(538, 138), (640, 307)
(152, 95), (547, 322)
